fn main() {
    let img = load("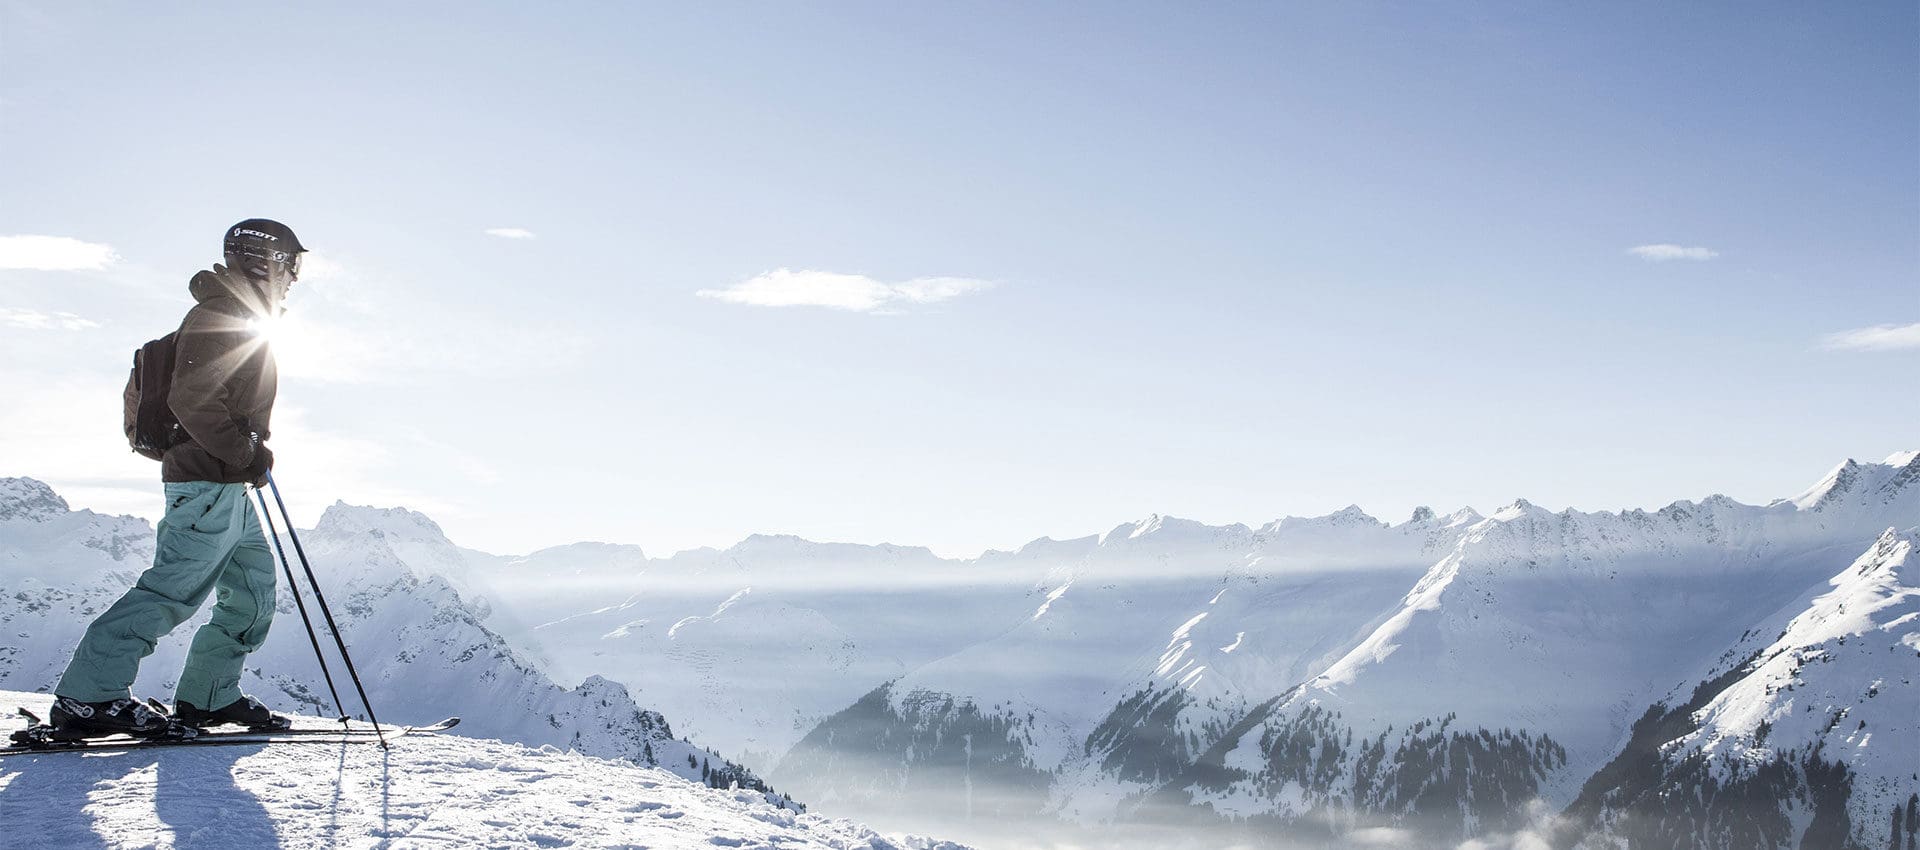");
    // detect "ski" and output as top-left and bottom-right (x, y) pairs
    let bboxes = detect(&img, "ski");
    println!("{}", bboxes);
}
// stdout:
(4, 731), (378, 756)
(2, 710), (459, 757)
